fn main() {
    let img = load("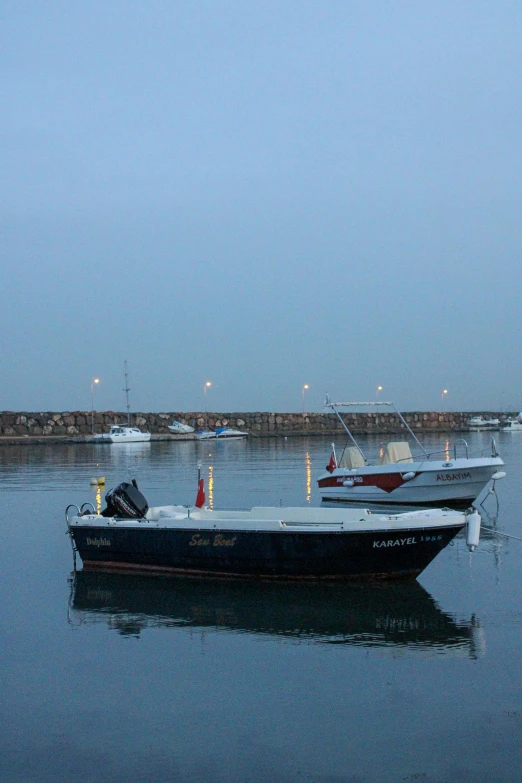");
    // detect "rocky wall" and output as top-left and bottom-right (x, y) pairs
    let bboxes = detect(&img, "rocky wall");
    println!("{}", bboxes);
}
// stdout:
(0, 410), (511, 438)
